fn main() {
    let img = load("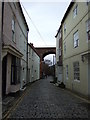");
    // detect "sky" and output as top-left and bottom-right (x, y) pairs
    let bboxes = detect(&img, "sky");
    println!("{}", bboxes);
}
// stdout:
(20, 1), (71, 63)
(21, 1), (71, 47)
